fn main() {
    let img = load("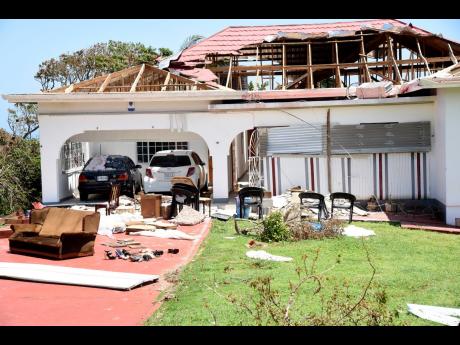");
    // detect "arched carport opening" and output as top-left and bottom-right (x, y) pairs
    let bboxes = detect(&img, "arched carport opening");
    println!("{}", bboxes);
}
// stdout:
(58, 129), (211, 201)
(227, 129), (253, 196)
